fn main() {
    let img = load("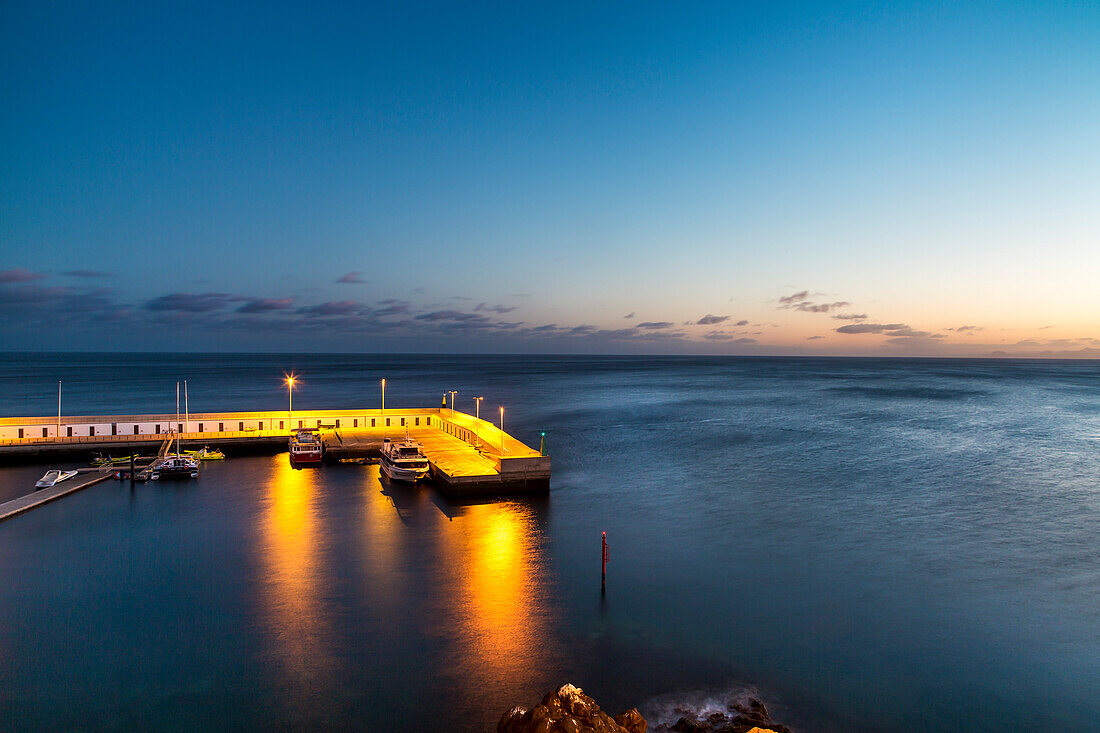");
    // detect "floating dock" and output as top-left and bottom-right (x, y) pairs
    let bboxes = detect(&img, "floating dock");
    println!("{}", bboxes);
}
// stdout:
(0, 471), (114, 523)
(0, 408), (550, 496)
